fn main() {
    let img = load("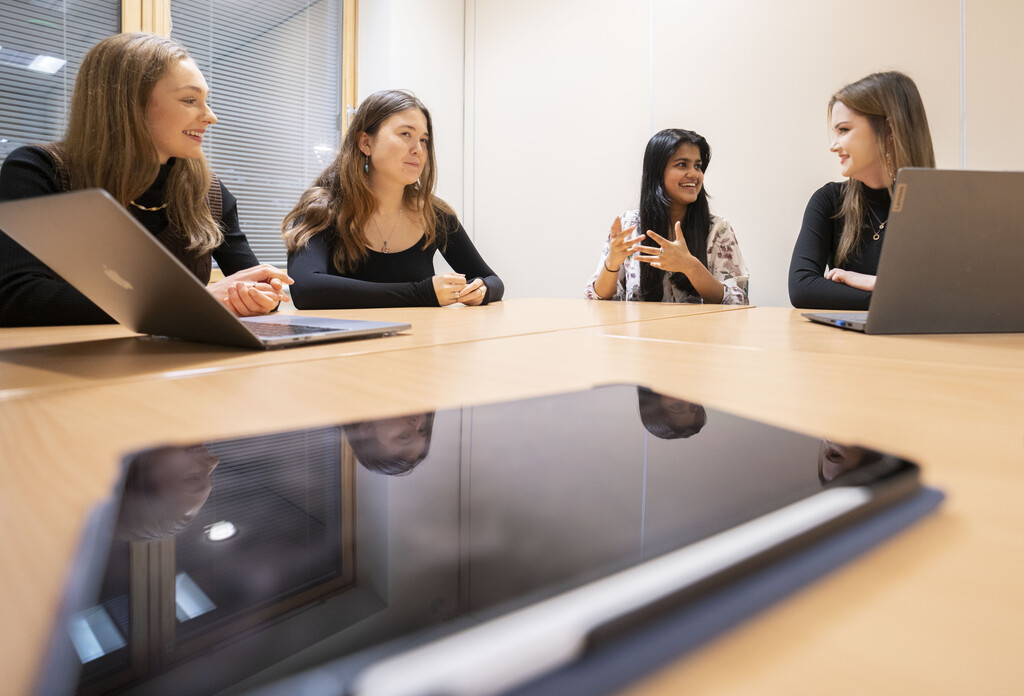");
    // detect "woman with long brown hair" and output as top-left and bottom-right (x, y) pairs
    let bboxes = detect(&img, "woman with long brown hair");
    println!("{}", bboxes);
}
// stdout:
(789, 71), (936, 309)
(0, 32), (291, 326)
(283, 90), (502, 308)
